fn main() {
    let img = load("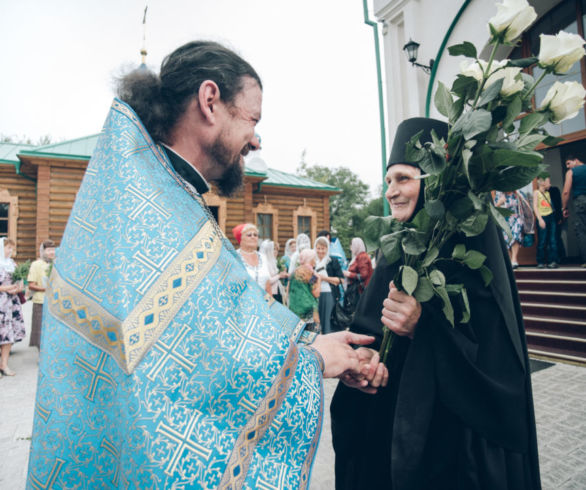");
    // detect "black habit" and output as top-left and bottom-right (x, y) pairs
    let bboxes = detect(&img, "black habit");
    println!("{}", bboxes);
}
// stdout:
(331, 220), (541, 489)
